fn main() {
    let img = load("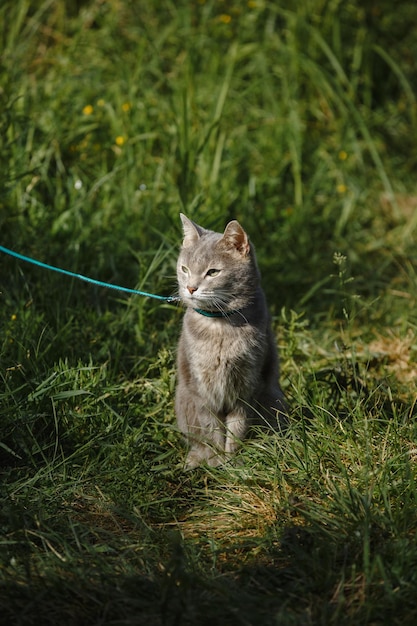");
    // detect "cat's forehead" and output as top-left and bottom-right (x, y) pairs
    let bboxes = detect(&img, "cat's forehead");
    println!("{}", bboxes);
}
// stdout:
(180, 232), (223, 267)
